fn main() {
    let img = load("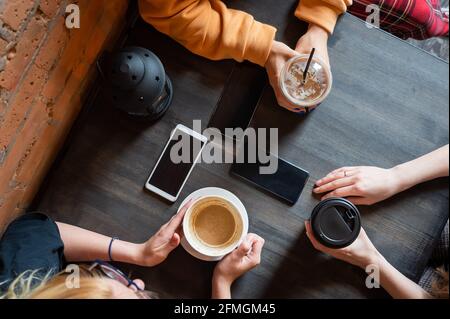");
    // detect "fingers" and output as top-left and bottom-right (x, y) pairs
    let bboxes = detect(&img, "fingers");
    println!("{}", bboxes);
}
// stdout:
(249, 236), (264, 265)
(273, 88), (299, 112)
(304, 221), (328, 253)
(265, 41), (310, 113)
(315, 170), (345, 187)
(304, 221), (316, 244)
(235, 234), (264, 268)
(248, 233), (264, 251)
(129, 279), (145, 291)
(304, 221), (320, 249)
(155, 233), (181, 260)
(274, 88), (314, 113)
(313, 176), (357, 194)
(169, 233), (181, 248)
(164, 198), (194, 233)
(315, 168), (358, 187)
(236, 236), (253, 257)
(237, 234), (265, 260)
(329, 167), (358, 176)
(278, 99), (310, 114)
(295, 46), (329, 68)
(321, 185), (361, 200)
(277, 41), (300, 58)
